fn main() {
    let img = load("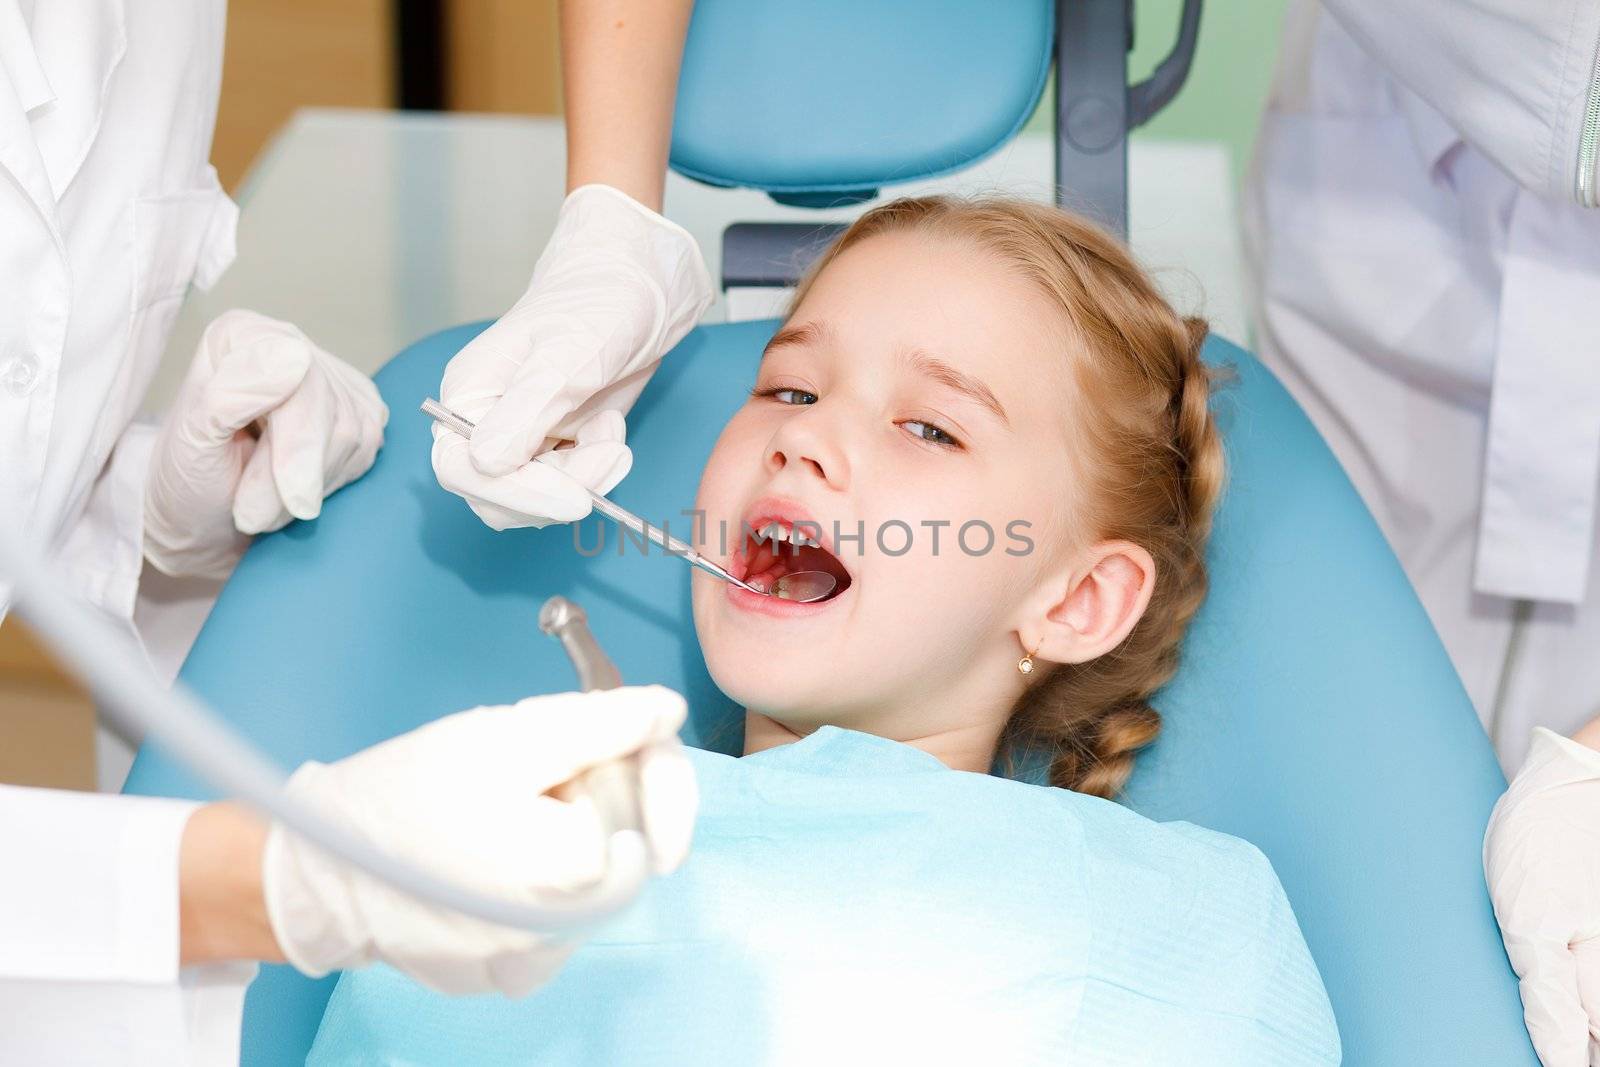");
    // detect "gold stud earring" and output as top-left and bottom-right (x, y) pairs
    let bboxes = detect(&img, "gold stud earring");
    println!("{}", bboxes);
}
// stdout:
(1018, 640), (1042, 675)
